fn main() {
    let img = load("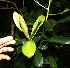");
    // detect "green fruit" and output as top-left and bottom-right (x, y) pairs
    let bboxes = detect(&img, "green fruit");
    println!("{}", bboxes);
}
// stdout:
(22, 40), (36, 58)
